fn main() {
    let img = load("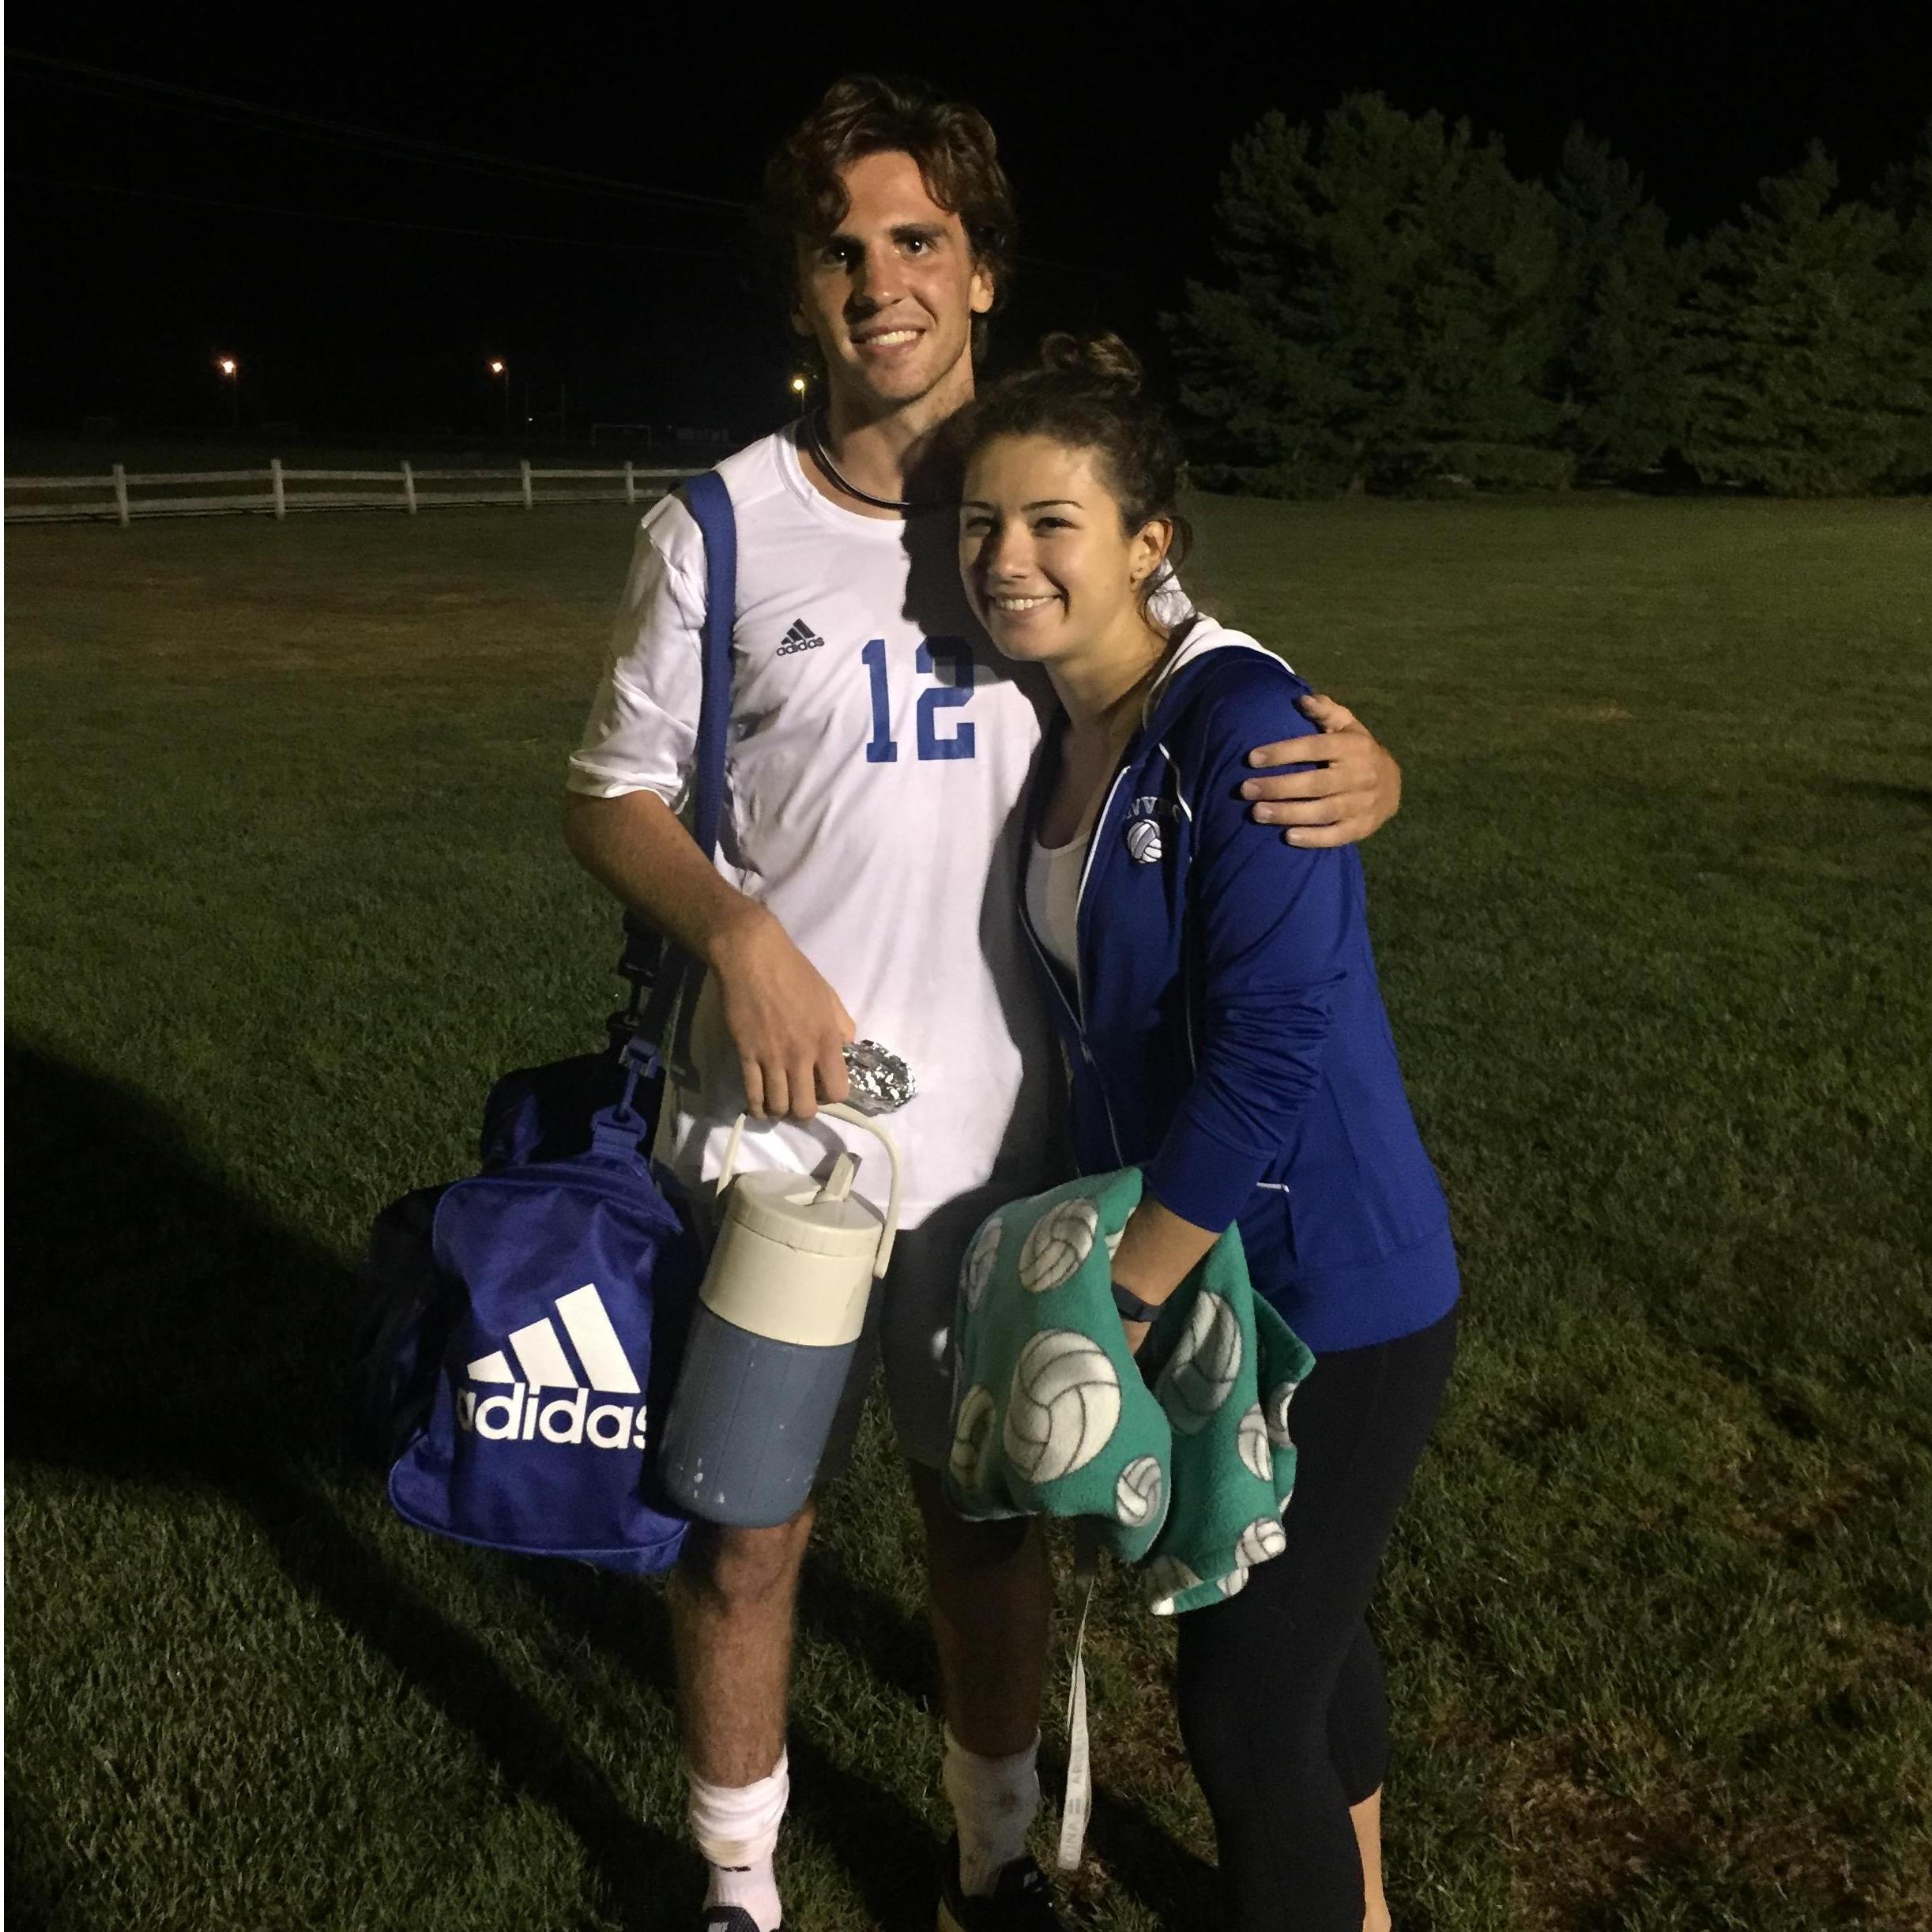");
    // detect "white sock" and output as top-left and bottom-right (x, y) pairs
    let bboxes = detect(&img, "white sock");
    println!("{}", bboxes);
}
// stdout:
(689, 1753), (788, 1931)
(942, 1727), (1041, 1897)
